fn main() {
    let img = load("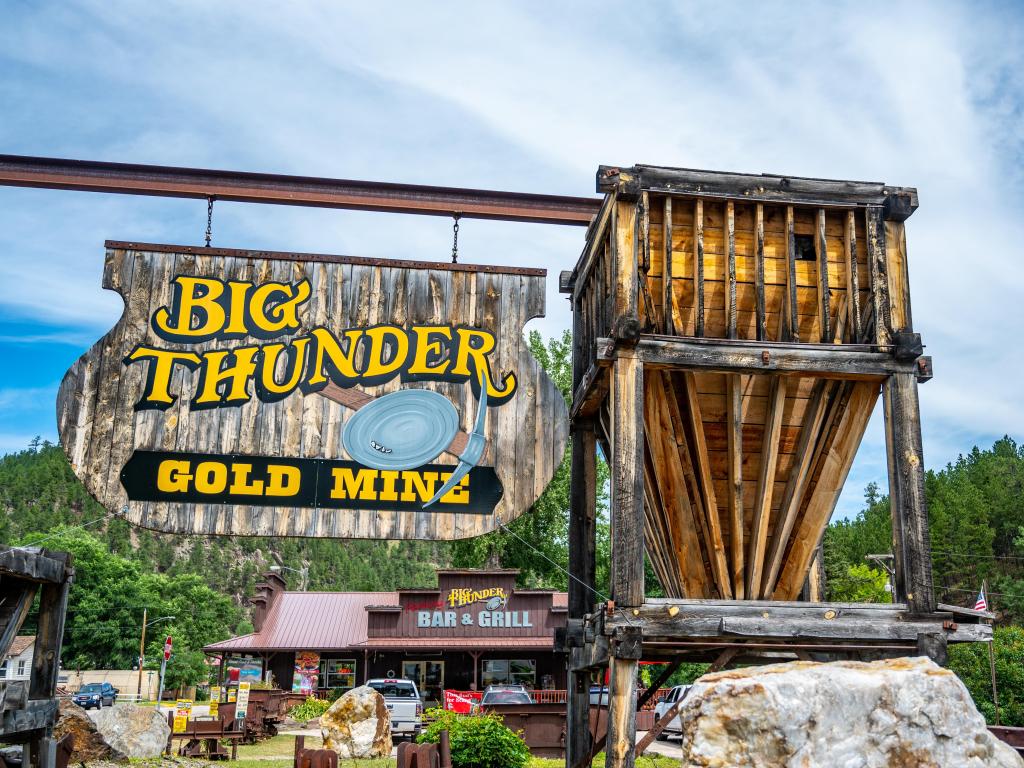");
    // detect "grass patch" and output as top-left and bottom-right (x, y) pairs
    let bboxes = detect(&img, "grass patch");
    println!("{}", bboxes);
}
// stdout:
(235, 734), (324, 759)
(528, 755), (667, 768)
